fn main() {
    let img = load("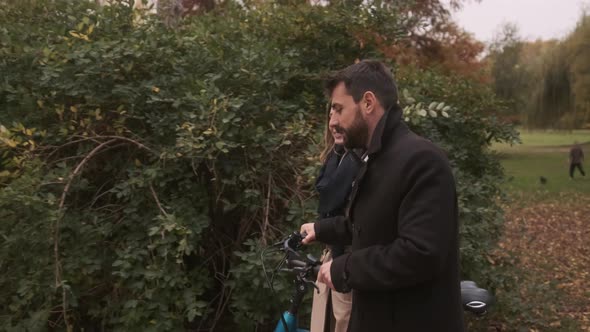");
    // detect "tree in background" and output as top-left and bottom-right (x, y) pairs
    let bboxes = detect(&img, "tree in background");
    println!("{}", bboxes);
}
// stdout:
(384, 0), (486, 79)
(487, 12), (590, 129)
(526, 43), (572, 128)
(488, 23), (527, 118)
(566, 13), (590, 128)
(150, 0), (487, 79)
(523, 12), (590, 130)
